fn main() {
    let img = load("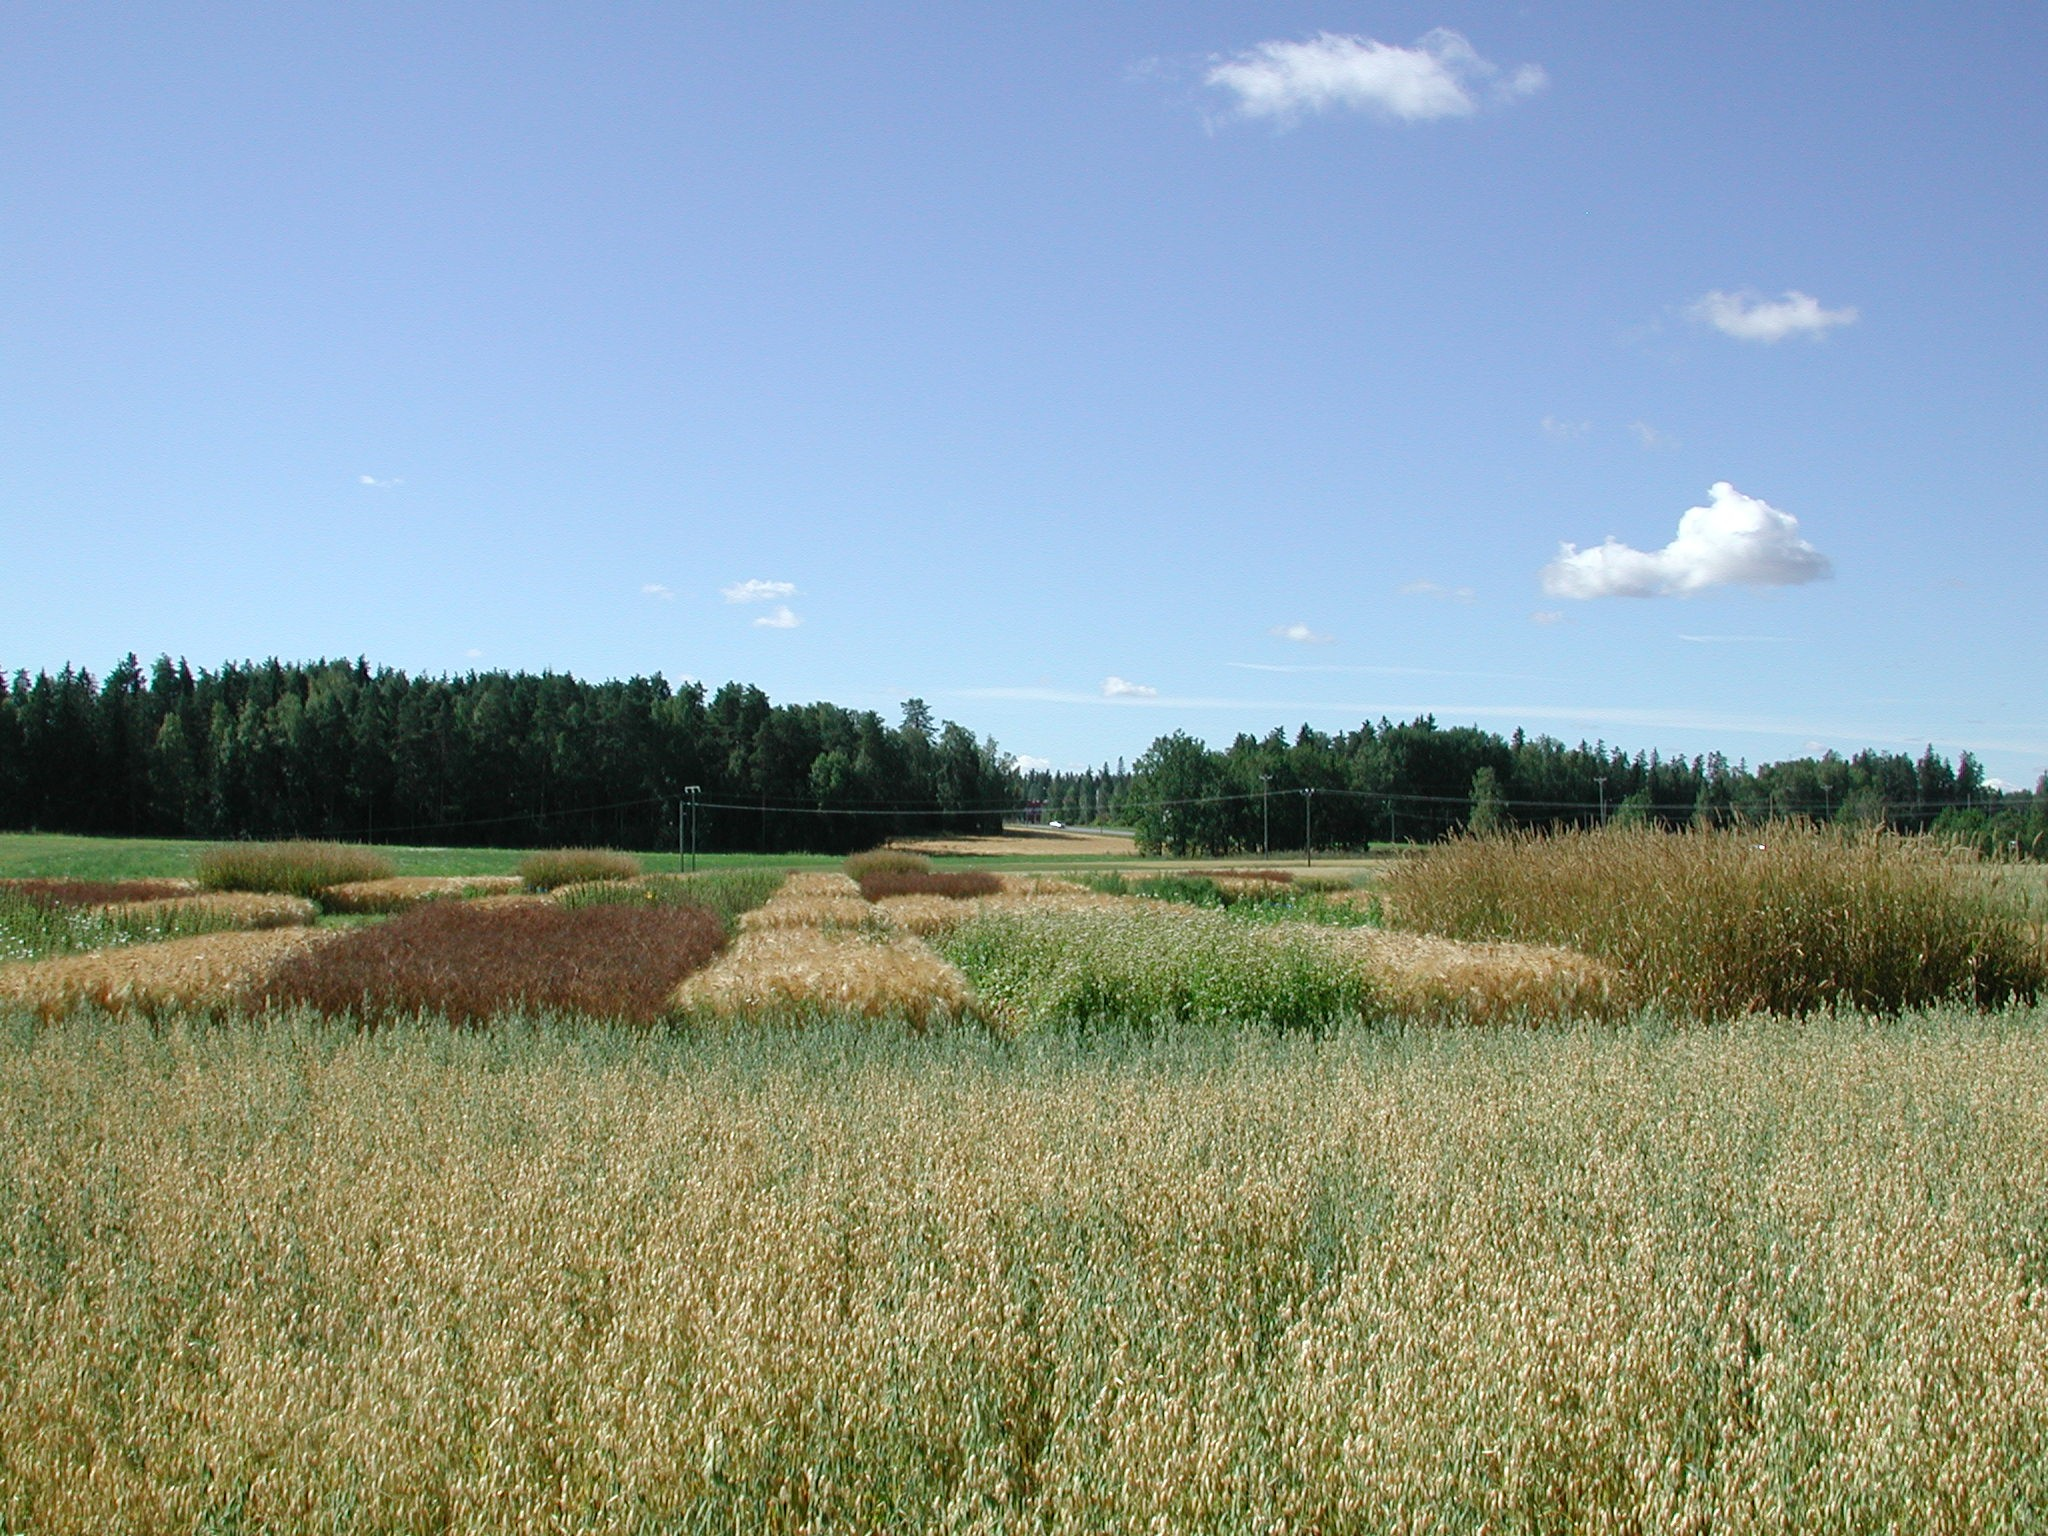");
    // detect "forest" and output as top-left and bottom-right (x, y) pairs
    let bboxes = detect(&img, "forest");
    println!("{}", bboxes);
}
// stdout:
(2, 654), (2038, 856)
